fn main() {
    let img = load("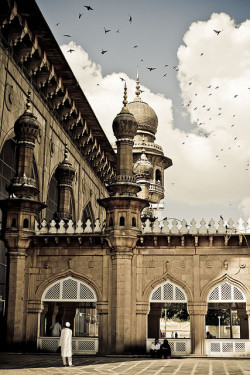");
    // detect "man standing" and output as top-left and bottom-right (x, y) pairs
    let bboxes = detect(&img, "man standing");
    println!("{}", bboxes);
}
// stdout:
(59, 322), (74, 367)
